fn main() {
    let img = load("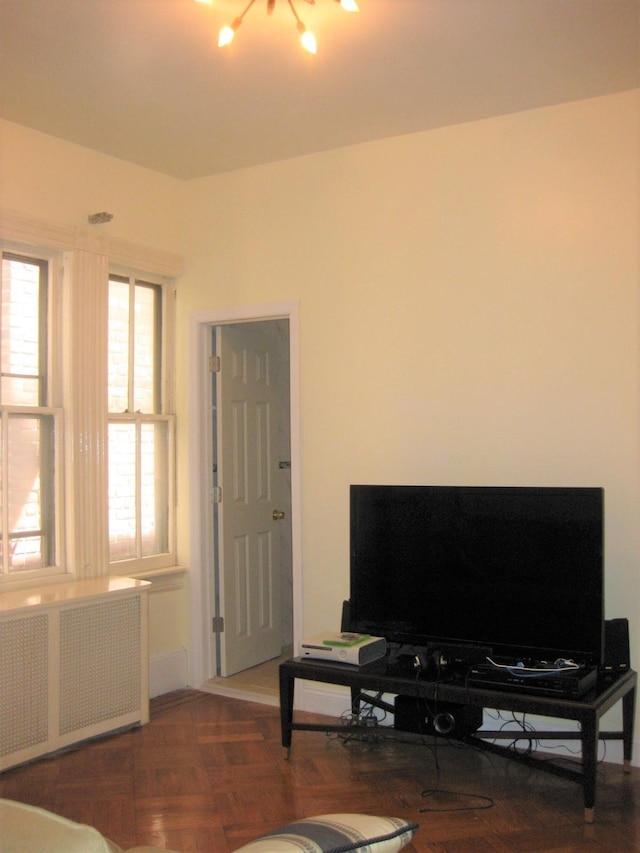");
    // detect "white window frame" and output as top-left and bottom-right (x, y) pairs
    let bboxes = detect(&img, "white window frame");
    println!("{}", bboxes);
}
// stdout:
(107, 269), (177, 576)
(0, 247), (65, 587)
(0, 212), (184, 590)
